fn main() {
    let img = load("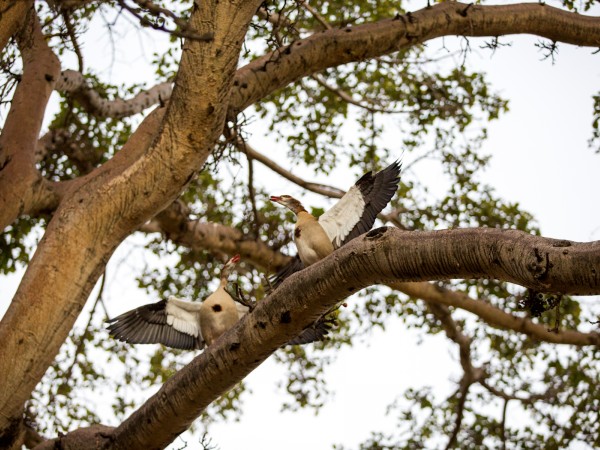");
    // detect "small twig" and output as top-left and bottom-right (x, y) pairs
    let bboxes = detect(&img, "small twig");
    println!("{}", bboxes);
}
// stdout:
(62, 270), (107, 382)
(61, 11), (84, 72)
(300, 0), (332, 30)
(231, 283), (256, 312)
(117, 0), (214, 42)
(500, 398), (509, 450)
